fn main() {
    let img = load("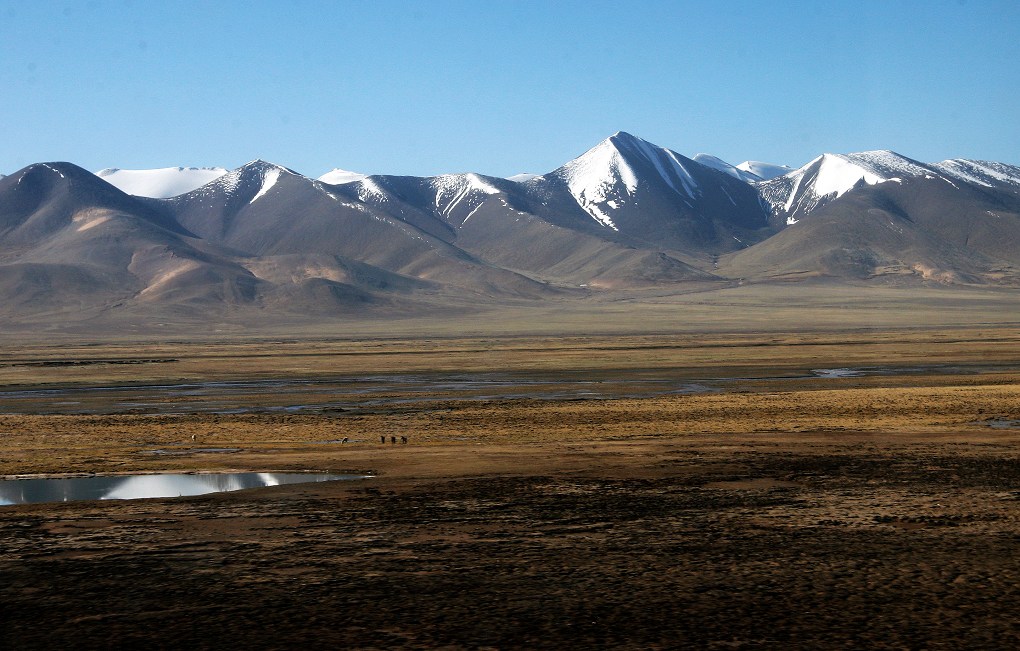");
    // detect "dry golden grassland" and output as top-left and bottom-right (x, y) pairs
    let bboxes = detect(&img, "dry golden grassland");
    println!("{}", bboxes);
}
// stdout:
(0, 326), (1017, 475)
